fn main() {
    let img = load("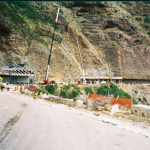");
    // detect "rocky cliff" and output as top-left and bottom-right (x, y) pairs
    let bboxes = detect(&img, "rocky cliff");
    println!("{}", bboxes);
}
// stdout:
(1, 2), (150, 82)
